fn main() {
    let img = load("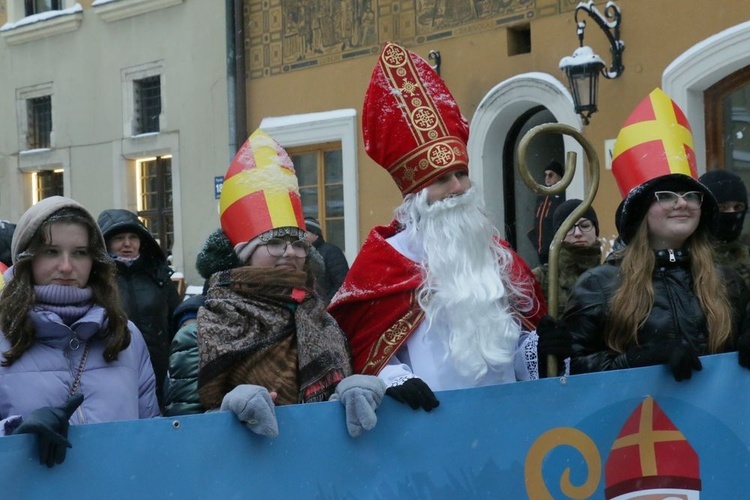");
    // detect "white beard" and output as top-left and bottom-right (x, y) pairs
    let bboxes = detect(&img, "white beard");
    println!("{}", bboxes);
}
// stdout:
(395, 187), (531, 381)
